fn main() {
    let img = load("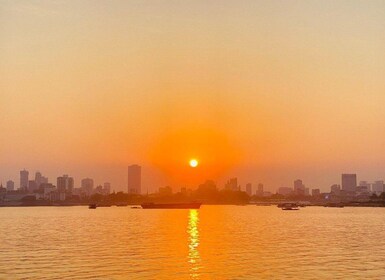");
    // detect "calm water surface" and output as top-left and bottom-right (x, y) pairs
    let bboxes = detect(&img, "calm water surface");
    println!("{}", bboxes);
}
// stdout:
(1, 205), (385, 279)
